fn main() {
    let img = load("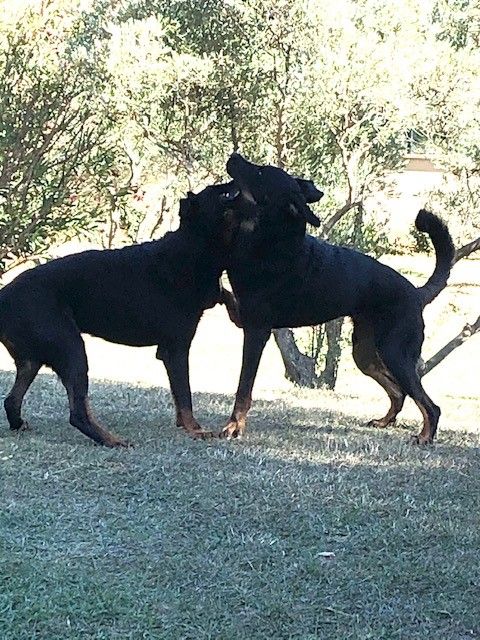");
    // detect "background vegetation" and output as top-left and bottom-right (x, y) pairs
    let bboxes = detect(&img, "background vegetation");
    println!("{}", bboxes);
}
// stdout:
(1, 0), (479, 383)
